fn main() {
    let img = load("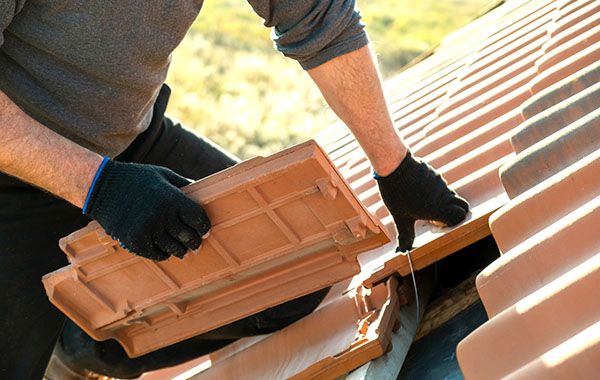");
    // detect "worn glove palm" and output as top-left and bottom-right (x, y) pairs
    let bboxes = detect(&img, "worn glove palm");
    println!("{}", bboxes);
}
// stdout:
(375, 151), (469, 252)
(83, 160), (210, 261)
